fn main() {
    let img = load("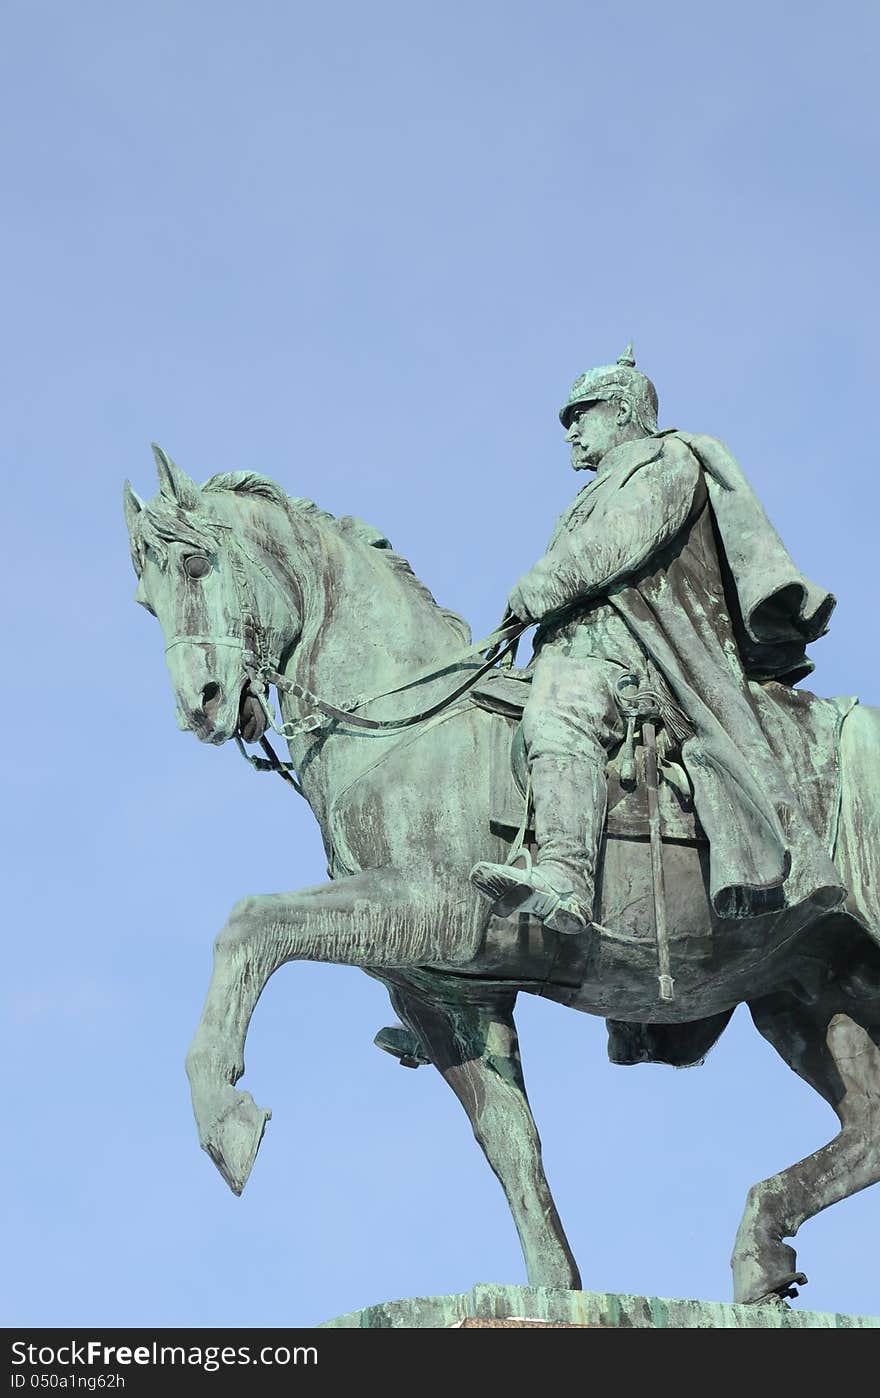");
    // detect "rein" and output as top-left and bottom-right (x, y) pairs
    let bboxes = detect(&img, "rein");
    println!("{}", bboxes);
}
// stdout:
(209, 519), (530, 787)
(259, 617), (527, 735)
(238, 615), (530, 791)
